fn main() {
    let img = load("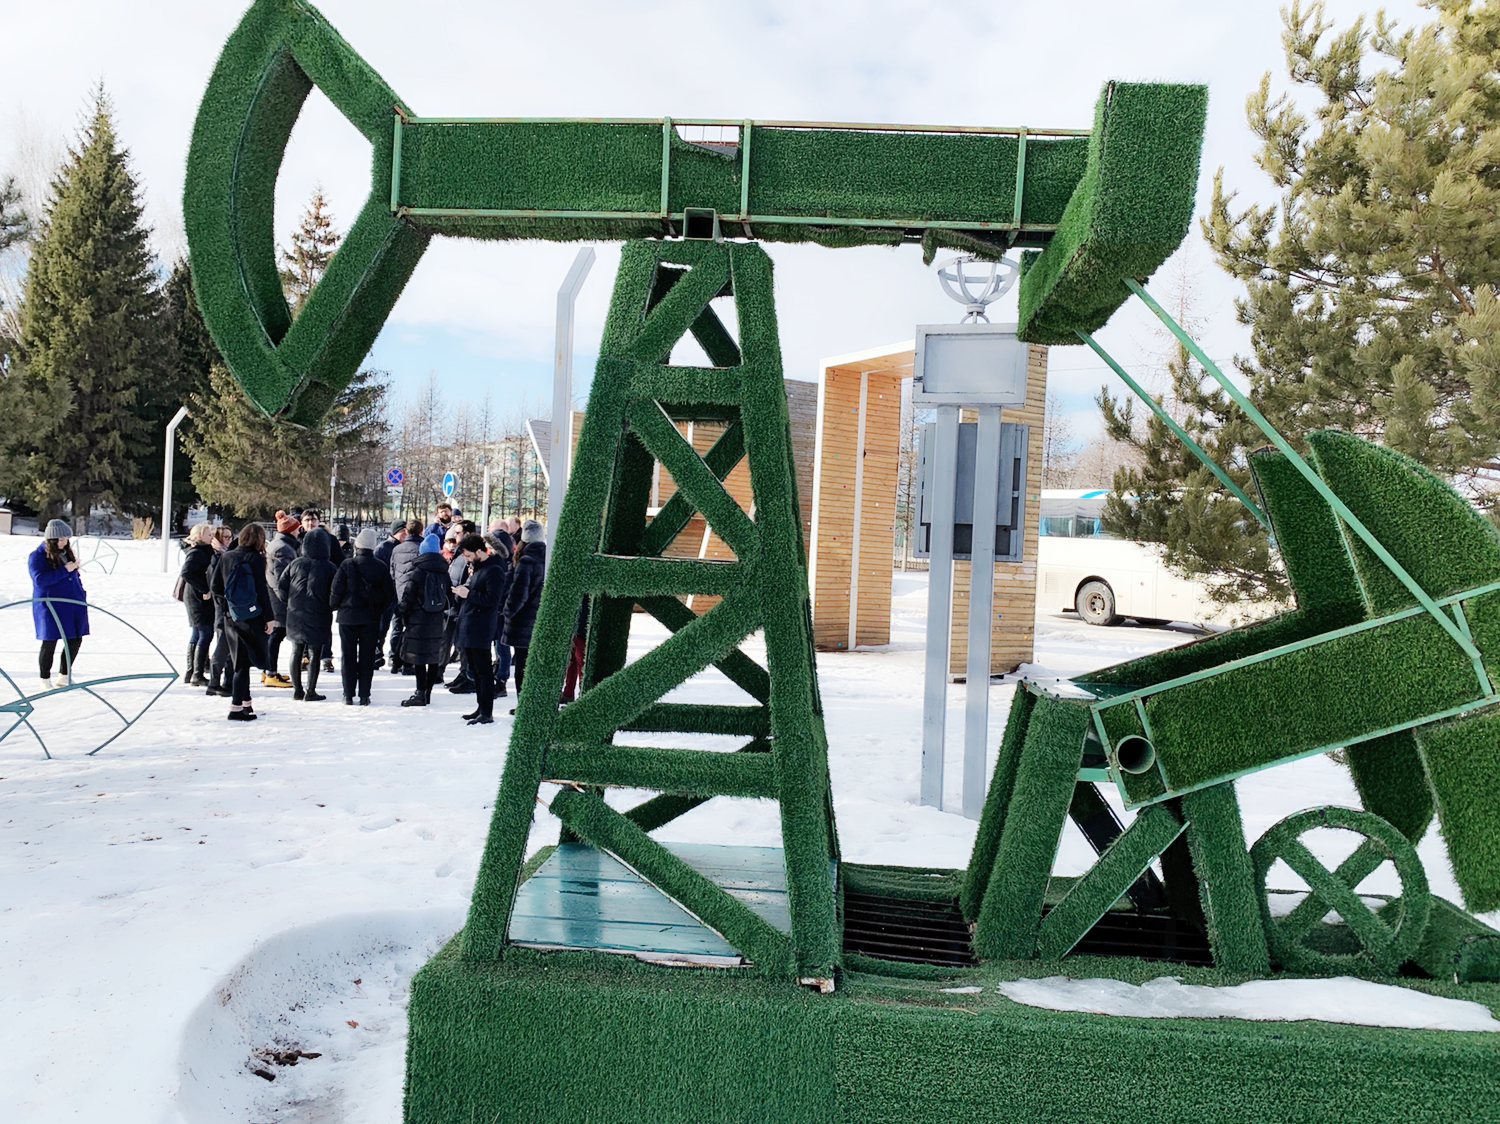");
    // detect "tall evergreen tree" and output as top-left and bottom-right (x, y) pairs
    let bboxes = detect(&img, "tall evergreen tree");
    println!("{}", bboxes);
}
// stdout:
(12, 87), (161, 528)
(1207, 0), (1500, 494)
(280, 186), (338, 316)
